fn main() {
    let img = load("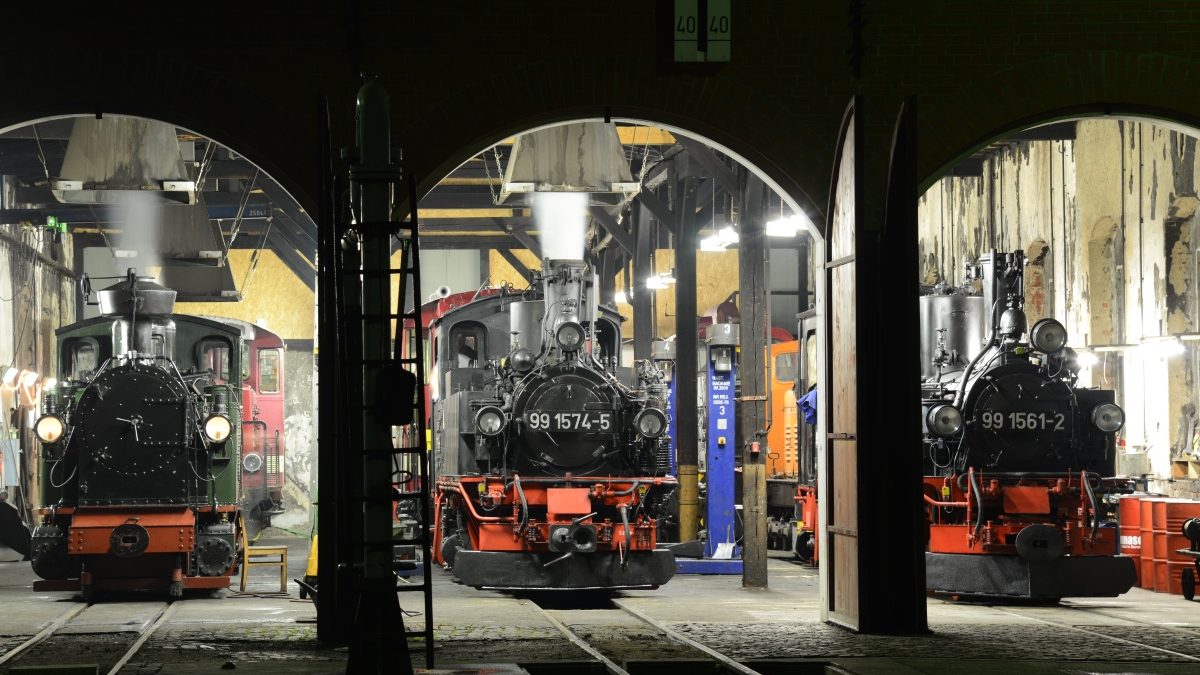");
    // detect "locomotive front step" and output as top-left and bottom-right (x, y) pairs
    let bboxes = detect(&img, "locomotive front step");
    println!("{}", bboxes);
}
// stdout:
(452, 549), (676, 590)
(925, 551), (1137, 600)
